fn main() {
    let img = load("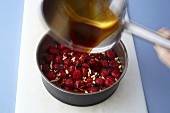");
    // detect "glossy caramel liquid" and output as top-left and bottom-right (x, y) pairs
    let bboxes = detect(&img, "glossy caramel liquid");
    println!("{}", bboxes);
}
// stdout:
(63, 0), (120, 49)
